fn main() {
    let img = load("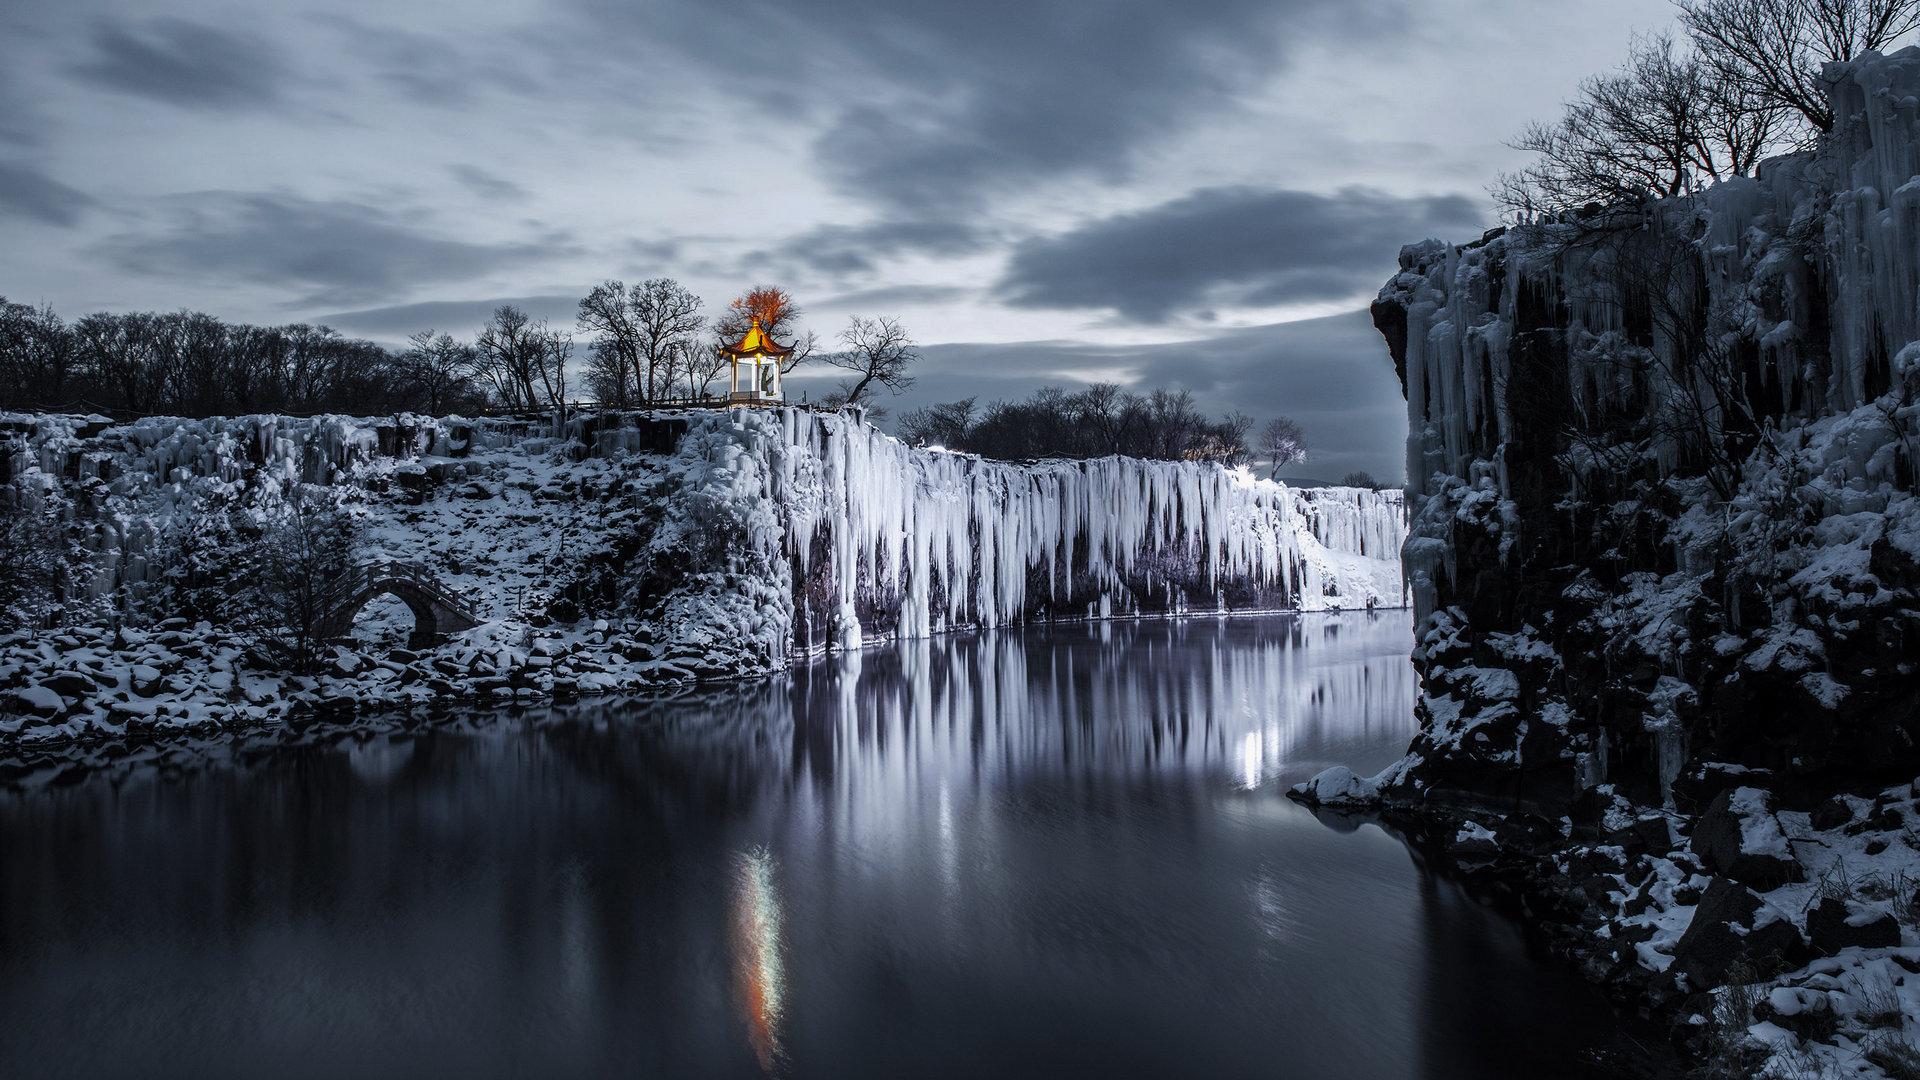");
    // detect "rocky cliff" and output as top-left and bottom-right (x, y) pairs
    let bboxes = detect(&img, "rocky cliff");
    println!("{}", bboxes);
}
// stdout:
(1299, 47), (1920, 1075)
(1365, 48), (1920, 816)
